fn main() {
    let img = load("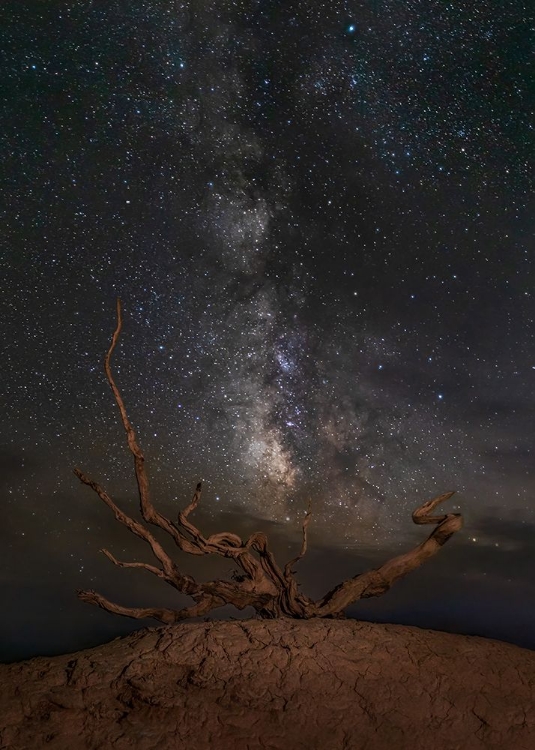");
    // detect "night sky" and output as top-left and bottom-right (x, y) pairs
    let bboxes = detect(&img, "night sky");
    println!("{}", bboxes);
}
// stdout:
(2, 0), (535, 661)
